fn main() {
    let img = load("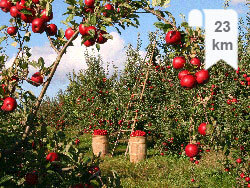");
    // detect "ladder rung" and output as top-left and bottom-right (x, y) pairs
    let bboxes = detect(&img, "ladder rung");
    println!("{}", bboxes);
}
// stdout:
(121, 130), (132, 132)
